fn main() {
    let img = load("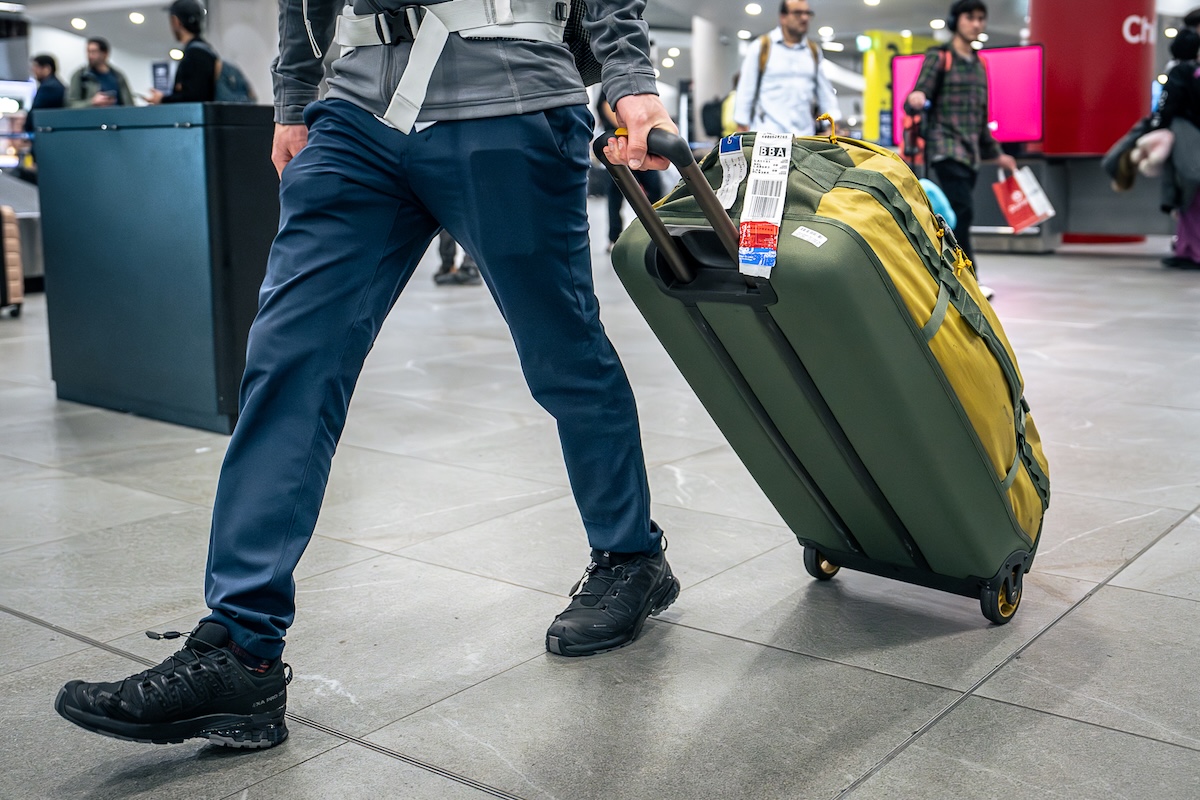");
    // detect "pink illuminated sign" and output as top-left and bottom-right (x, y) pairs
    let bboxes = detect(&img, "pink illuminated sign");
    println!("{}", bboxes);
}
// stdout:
(891, 45), (1044, 147)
